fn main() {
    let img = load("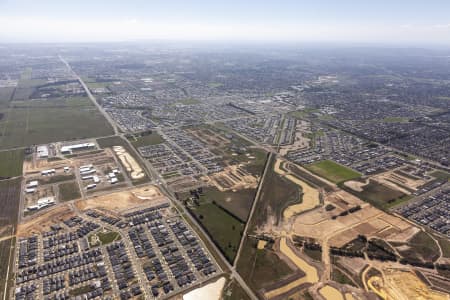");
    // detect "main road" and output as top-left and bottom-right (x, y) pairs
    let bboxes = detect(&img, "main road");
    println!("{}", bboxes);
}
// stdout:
(59, 56), (259, 300)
